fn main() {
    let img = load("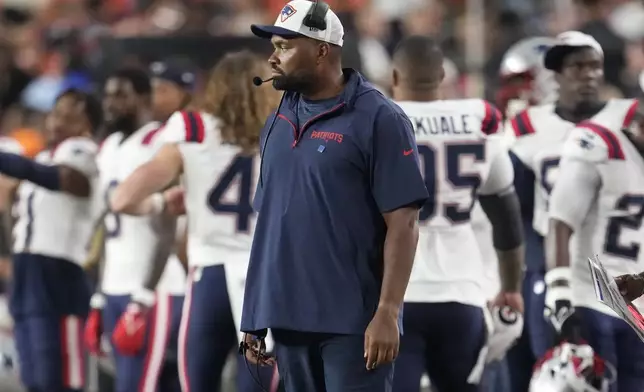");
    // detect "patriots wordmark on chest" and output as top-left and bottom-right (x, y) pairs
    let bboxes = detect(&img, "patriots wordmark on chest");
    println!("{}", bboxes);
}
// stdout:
(410, 114), (473, 136)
